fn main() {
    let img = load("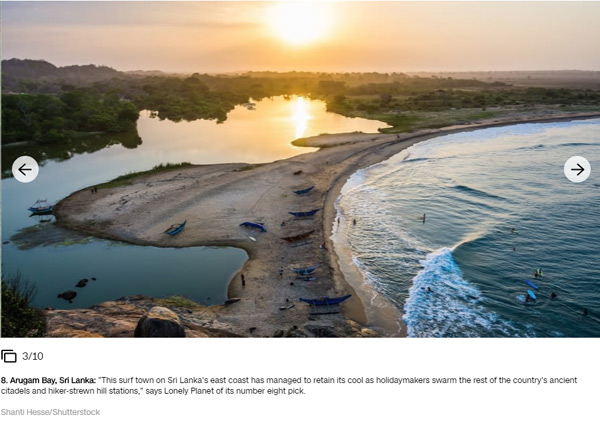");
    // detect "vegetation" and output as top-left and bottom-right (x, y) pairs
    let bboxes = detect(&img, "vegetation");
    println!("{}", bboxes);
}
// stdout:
(97, 162), (193, 188)
(155, 295), (202, 310)
(326, 87), (600, 133)
(2, 58), (600, 154)
(2, 90), (139, 144)
(1, 271), (46, 337)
